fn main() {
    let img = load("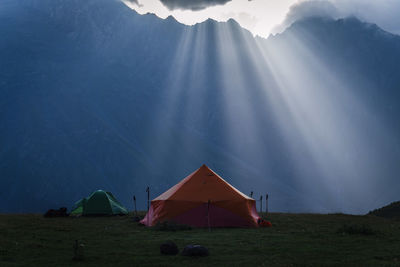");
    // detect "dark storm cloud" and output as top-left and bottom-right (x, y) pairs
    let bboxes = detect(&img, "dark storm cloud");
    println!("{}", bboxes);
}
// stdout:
(159, 0), (232, 11)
